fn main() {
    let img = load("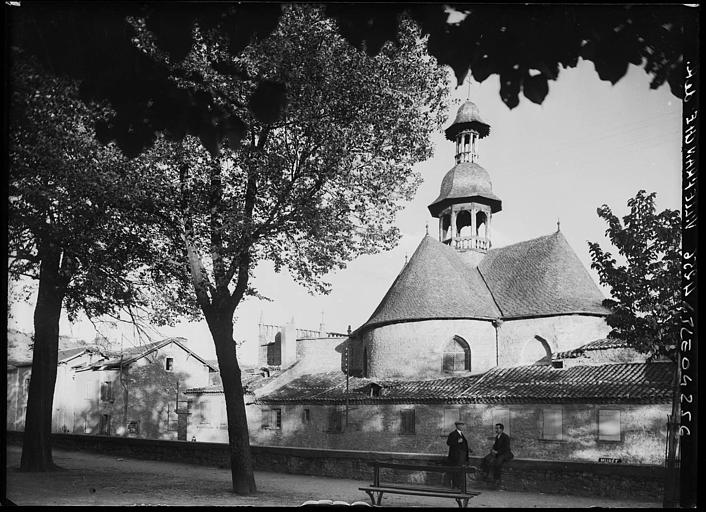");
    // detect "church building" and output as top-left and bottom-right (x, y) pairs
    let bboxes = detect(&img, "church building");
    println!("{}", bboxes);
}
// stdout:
(186, 100), (672, 466)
